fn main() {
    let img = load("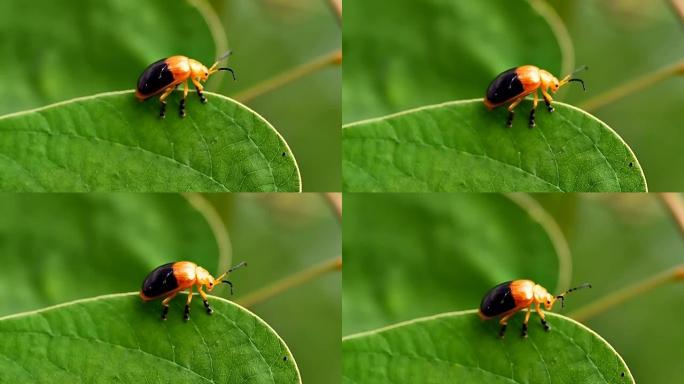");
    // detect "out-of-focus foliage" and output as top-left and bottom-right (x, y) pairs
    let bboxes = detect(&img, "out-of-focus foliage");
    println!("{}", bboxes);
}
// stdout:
(0, 0), (340, 191)
(0, 193), (340, 384)
(206, 194), (342, 384)
(534, 194), (684, 384)
(342, 194), (562, 335)
(0, 0), (214, 115)
(550, 1), (684, 191)
(343, 0), (567, 123)
(212, 0), (341, 191)
(0, 194), (217, 315)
